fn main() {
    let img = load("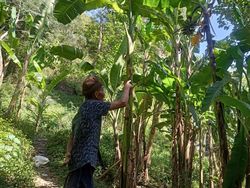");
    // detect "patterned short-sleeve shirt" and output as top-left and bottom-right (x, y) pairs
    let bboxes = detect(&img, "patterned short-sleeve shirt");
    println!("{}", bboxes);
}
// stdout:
(68, 99), (111, 172)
